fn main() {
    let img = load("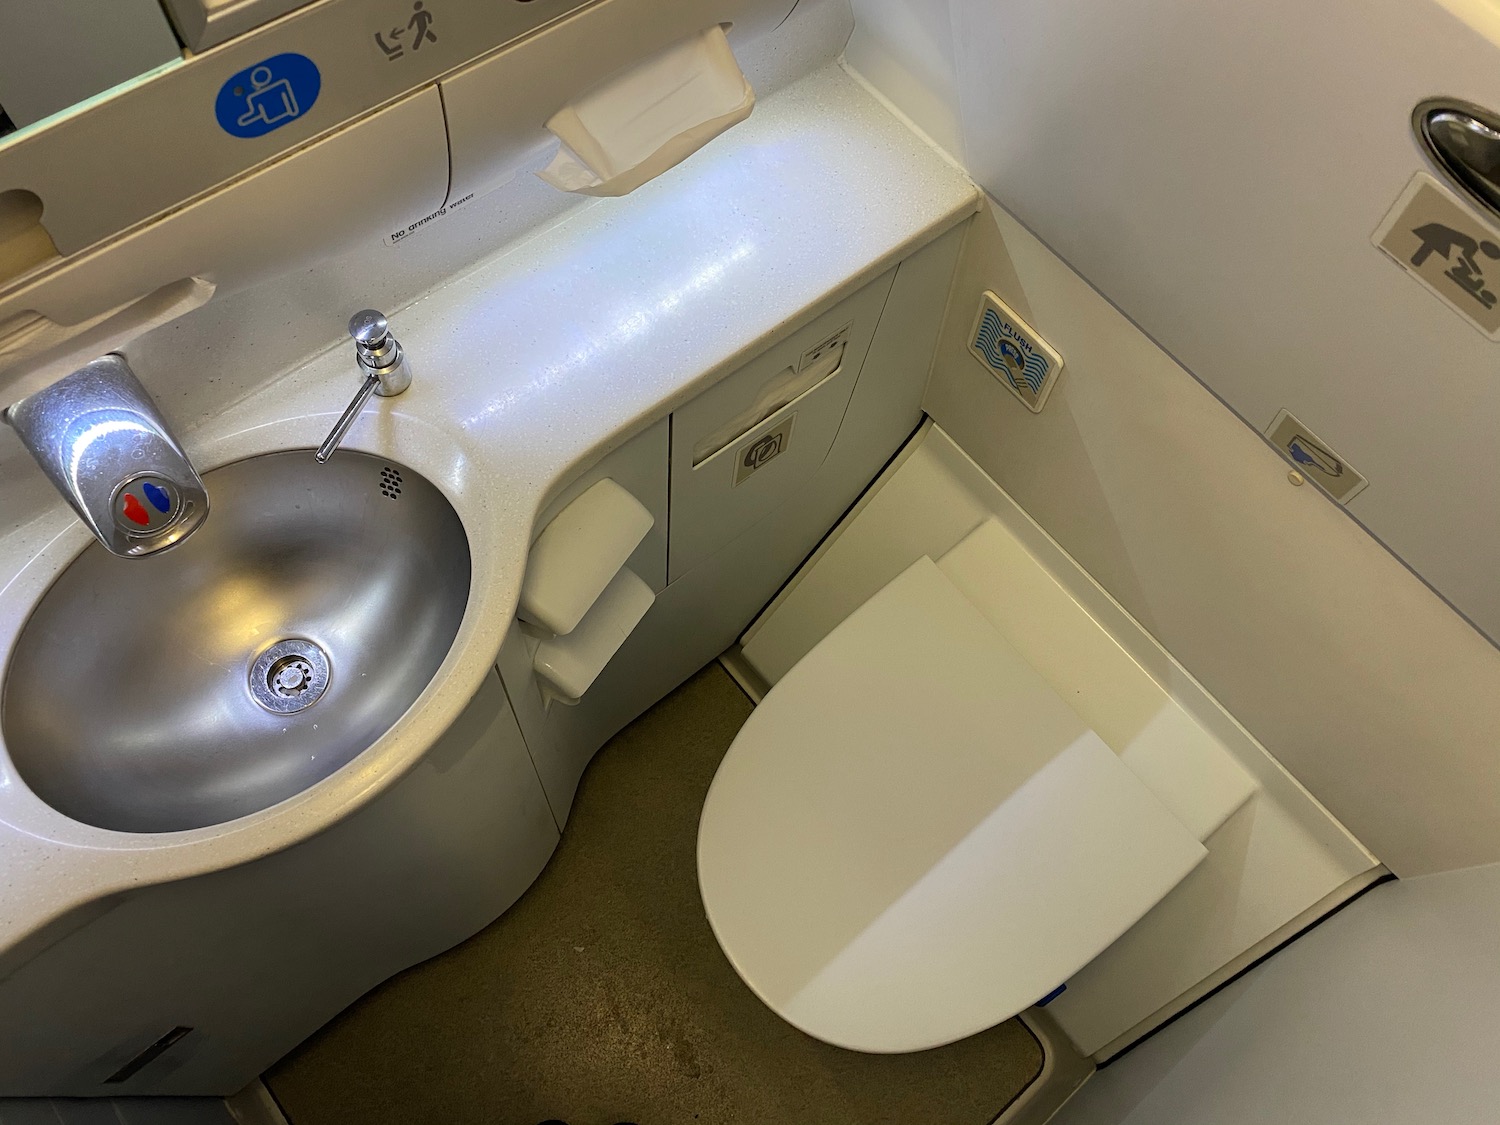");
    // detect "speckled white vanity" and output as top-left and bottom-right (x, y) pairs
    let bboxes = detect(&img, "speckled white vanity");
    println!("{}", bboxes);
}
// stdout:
(0, 67), (979, 1094)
